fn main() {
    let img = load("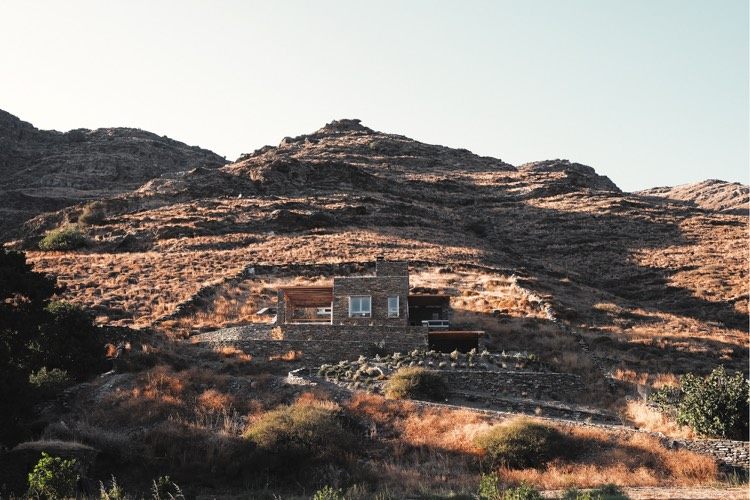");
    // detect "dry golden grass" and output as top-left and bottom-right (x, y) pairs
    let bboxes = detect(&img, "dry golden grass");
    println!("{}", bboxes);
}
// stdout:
(214, 345), (252, 362)
(27, 249), (249, 327)
(613, 369), (680, 389)
(623, 400), (695, 439)
(268, 350), (303, 362)
(500, 429), (717, 489)
(346, 395), (719, 490)
(197, 388), (235, 413)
